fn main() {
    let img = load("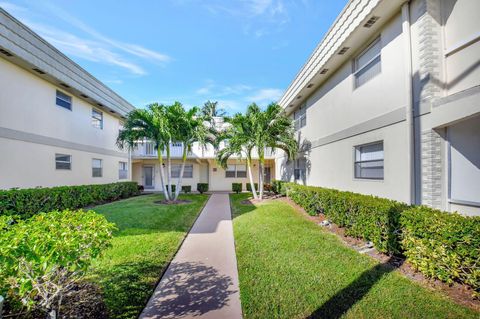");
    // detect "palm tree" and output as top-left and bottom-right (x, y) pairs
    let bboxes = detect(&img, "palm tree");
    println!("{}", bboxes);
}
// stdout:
(168, 103), (210, 200)
(248, 103), (297, 199)
(117, 103), (173, 200)
(216, 112), (259, 199)
(201, 101), (226, 124)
